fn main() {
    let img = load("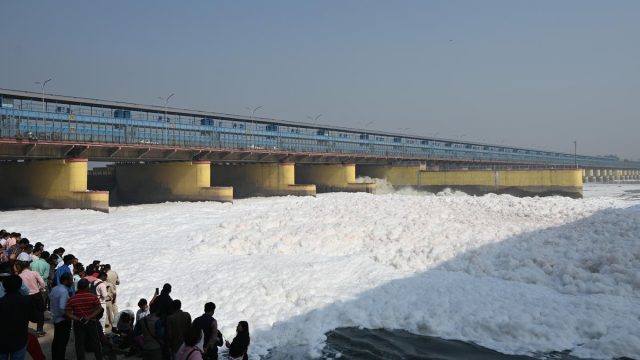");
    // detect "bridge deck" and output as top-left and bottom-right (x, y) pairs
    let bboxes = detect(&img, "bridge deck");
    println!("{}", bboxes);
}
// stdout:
(0, 89), (636, 168)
